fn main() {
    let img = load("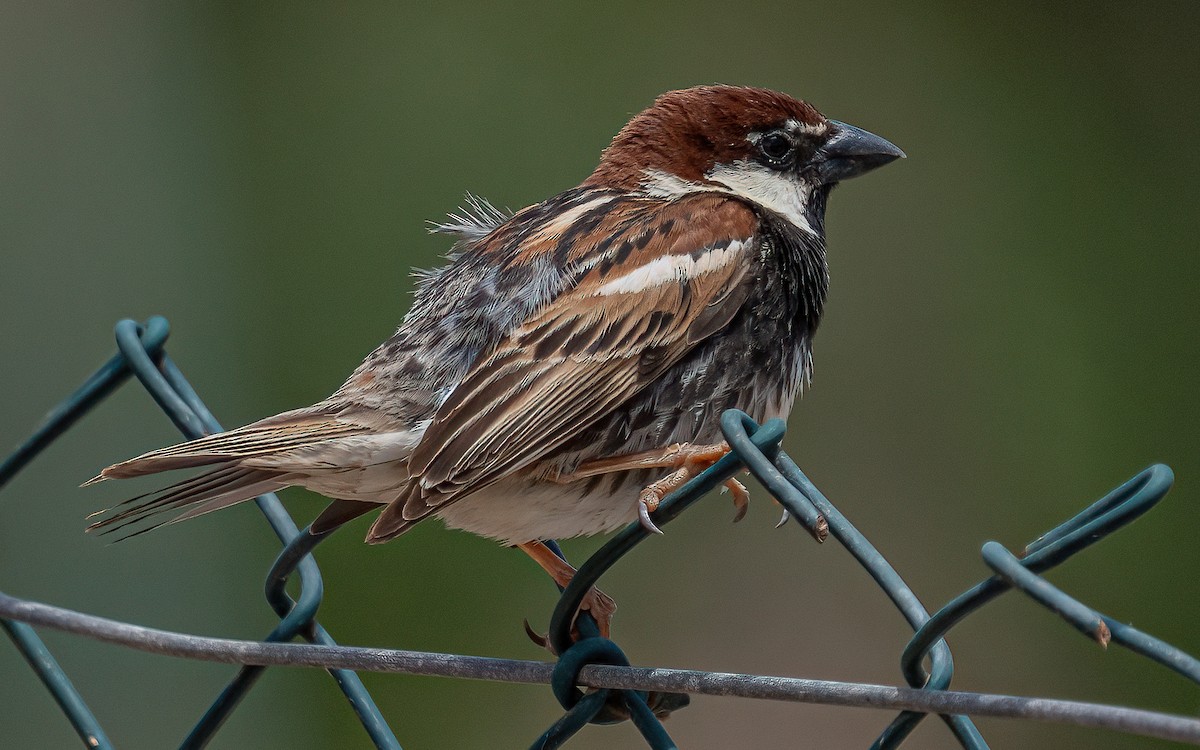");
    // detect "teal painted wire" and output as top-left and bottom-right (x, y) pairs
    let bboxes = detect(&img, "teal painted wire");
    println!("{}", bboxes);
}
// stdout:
(535, 626), (678, 748)
(112, 319), (208, 438)
(541, 411), (984, 748)
(624, 692), (678, 748)
(108, 320), (399, 750)
(902, 466), (1177, 691)
(725, 416), (985, 749)
(6, 587), (1200, 744)
(537, 415), (785, 747)
(179, 528), (398, 750)
(534, 691), (613, 749)
(535, 418), (784, 746)
(4, 320), (1195, 750)
(0, 317), (396, 749)
(535, 549), (679, 746)
(550, 639), (642, 719)
(1023, 466), (1170, 559)
(3, 615), (113, 748)
(1104, 620), (1200, 683)
(982, 541), (1200, 682)
(983, 543), (1109, 641)
(0, 319), (171, 747)
(720, 412), (827, 540)
(0, 316), (170, 491)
